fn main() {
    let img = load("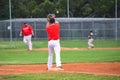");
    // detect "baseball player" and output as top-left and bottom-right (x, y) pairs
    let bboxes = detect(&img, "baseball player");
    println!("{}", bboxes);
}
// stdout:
(46, 18), (63, 71)
(19, 22), (34, 51)
(88, 31), (94, 49)
(90, 31), (93, 36)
